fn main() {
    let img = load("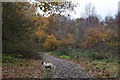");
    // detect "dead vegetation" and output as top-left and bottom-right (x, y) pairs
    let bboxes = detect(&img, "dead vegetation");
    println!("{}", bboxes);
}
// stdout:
(2, 59), (45, 78)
